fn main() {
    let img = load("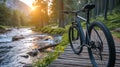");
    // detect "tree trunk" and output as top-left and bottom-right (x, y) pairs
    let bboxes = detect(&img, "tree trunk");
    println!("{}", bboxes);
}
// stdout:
(59, 0), (64, 28)
(102, 0), (105, 13)
(109, 0), (115, 14)
(93, 0), (97, 18)
(104, 0), (109, 20)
